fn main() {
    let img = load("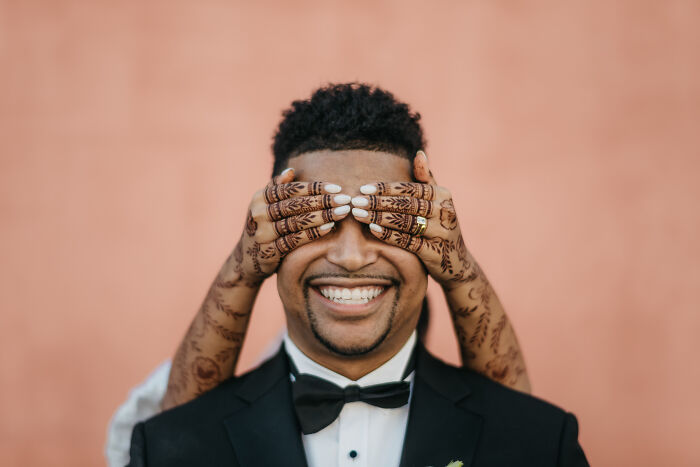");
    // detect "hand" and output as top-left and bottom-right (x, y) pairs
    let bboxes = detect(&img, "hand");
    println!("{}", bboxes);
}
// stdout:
(350, 151), (475, 289)
(228, 168), (352, 286)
